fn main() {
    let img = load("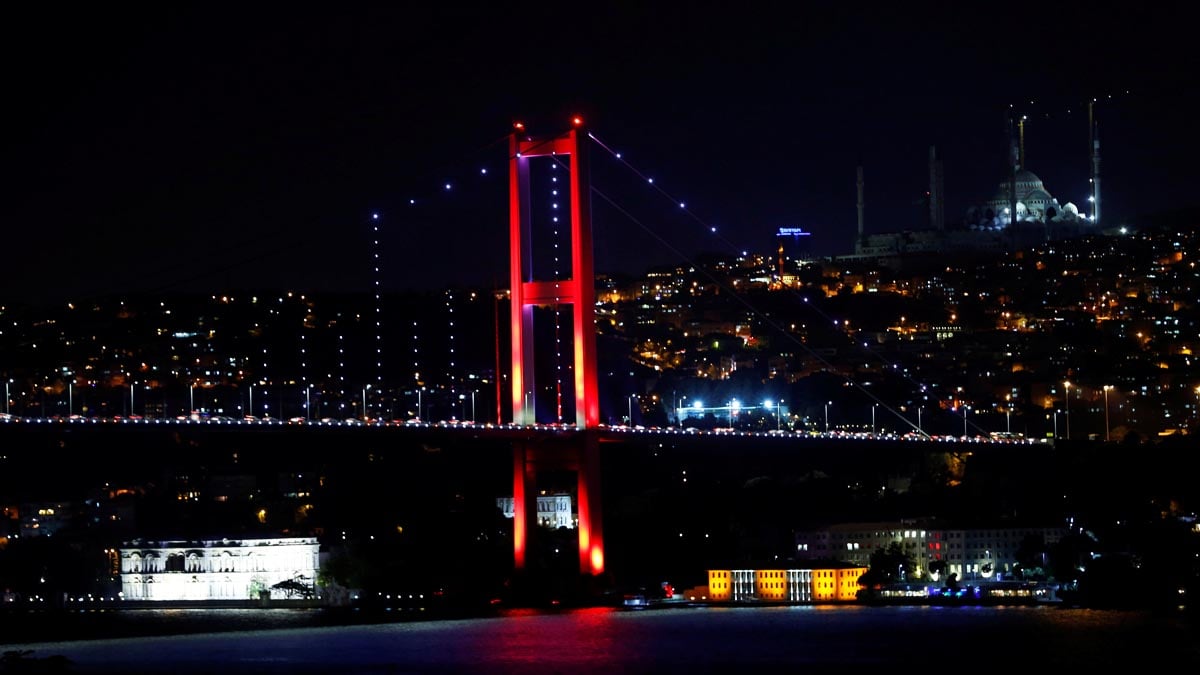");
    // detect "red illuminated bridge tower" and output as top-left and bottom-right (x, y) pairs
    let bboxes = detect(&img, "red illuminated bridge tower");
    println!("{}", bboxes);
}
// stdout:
(508, 119), (604, 578)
